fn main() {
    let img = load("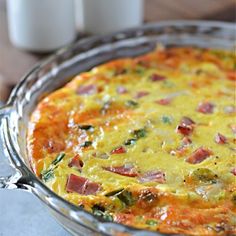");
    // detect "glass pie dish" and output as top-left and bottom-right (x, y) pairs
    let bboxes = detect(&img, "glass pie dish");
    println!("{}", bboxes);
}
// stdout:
(0, 21), (235, 236)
